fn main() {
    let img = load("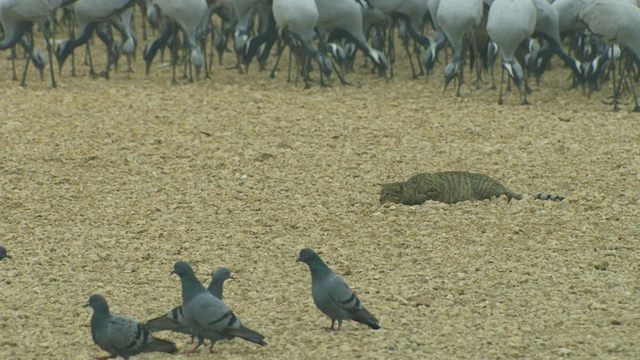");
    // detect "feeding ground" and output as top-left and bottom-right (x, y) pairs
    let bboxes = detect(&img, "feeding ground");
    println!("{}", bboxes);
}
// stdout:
(0, 22), (639, 360)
